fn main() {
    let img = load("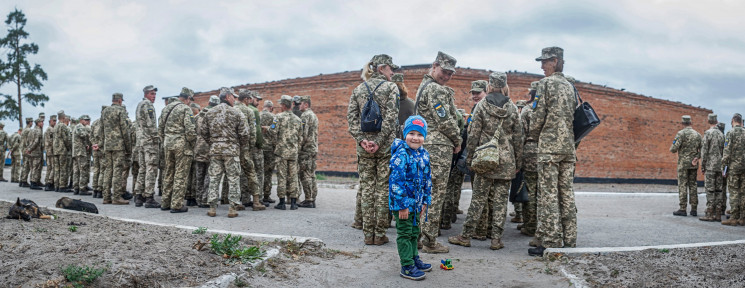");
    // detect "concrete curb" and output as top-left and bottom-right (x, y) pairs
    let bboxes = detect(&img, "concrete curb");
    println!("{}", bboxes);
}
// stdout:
(317, 182), (358, 190)
(545, 239), (745, 256)
(199, 247), (281, 288)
